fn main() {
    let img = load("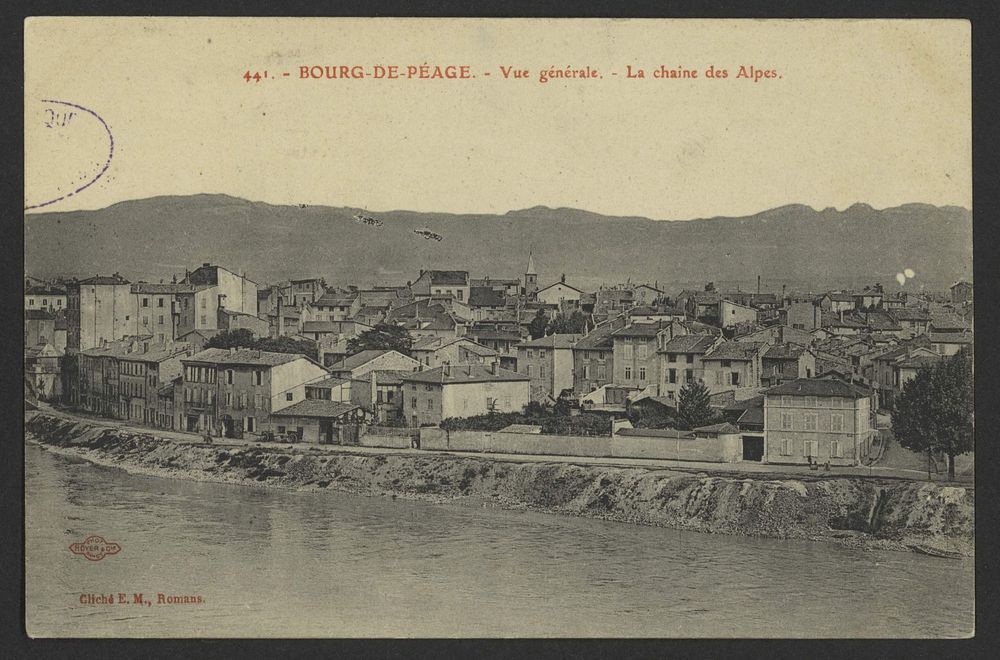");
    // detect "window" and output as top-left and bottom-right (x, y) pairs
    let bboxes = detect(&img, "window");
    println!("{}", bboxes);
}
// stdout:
(526, 365), (533, 377)
(804, 413), (817, 431)
(686, 354), (694, 364)
(805, 396), (817, 408)
(158, 298), (164, 308)
(158, 315), (164, 324)
(830, 441), (843, 458)
(426, 399), (433, 410)
(527, 349), (534, 359)
(277, 425), (286, 434)
(296, 426), (304, 439)
(583, 365), (591, 379)
(200, 315), (207, 325)
(142, 316), (149, 326)
(539, 349), (546, 359)
(831, 413), (844, 432)
(637, 344), (647, 359)
(540, 365), (546, 378)
(622, 344), (633, 359)
(624, 366), (632, 380)
(411, 398), (417, 409)
(781, 413), (793, 430)
(668, 368), (677, 384)
(721, 360), (731, 368)
(227, 370), (234, 384)
(254, 370), (263, 386)
(245, 417), (256, 433)
(685, 369), (694, 383)
(780, 438), (793, 455)
(142, 298), (149, 307)
(668, 353), (678, 362)
(225, 392), (232, 406)
(286, 392), (294, 401)
(803, 440), (818, 457)
(781, 395), (792, 407)
(200, 298), (206, 309)
(638, 367), (646, 381)
(584, 351), (591, 360)
(486, 397), (495, 411)
(730, 372), (740, 386)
